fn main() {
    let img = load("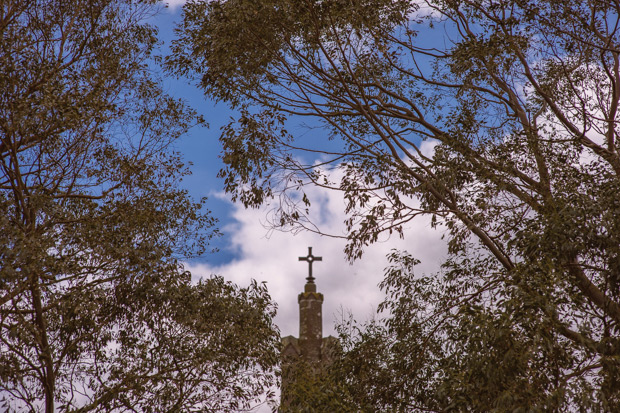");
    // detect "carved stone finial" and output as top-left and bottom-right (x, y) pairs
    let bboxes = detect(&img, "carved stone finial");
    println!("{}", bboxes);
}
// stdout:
(298, 247), (322, 283)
